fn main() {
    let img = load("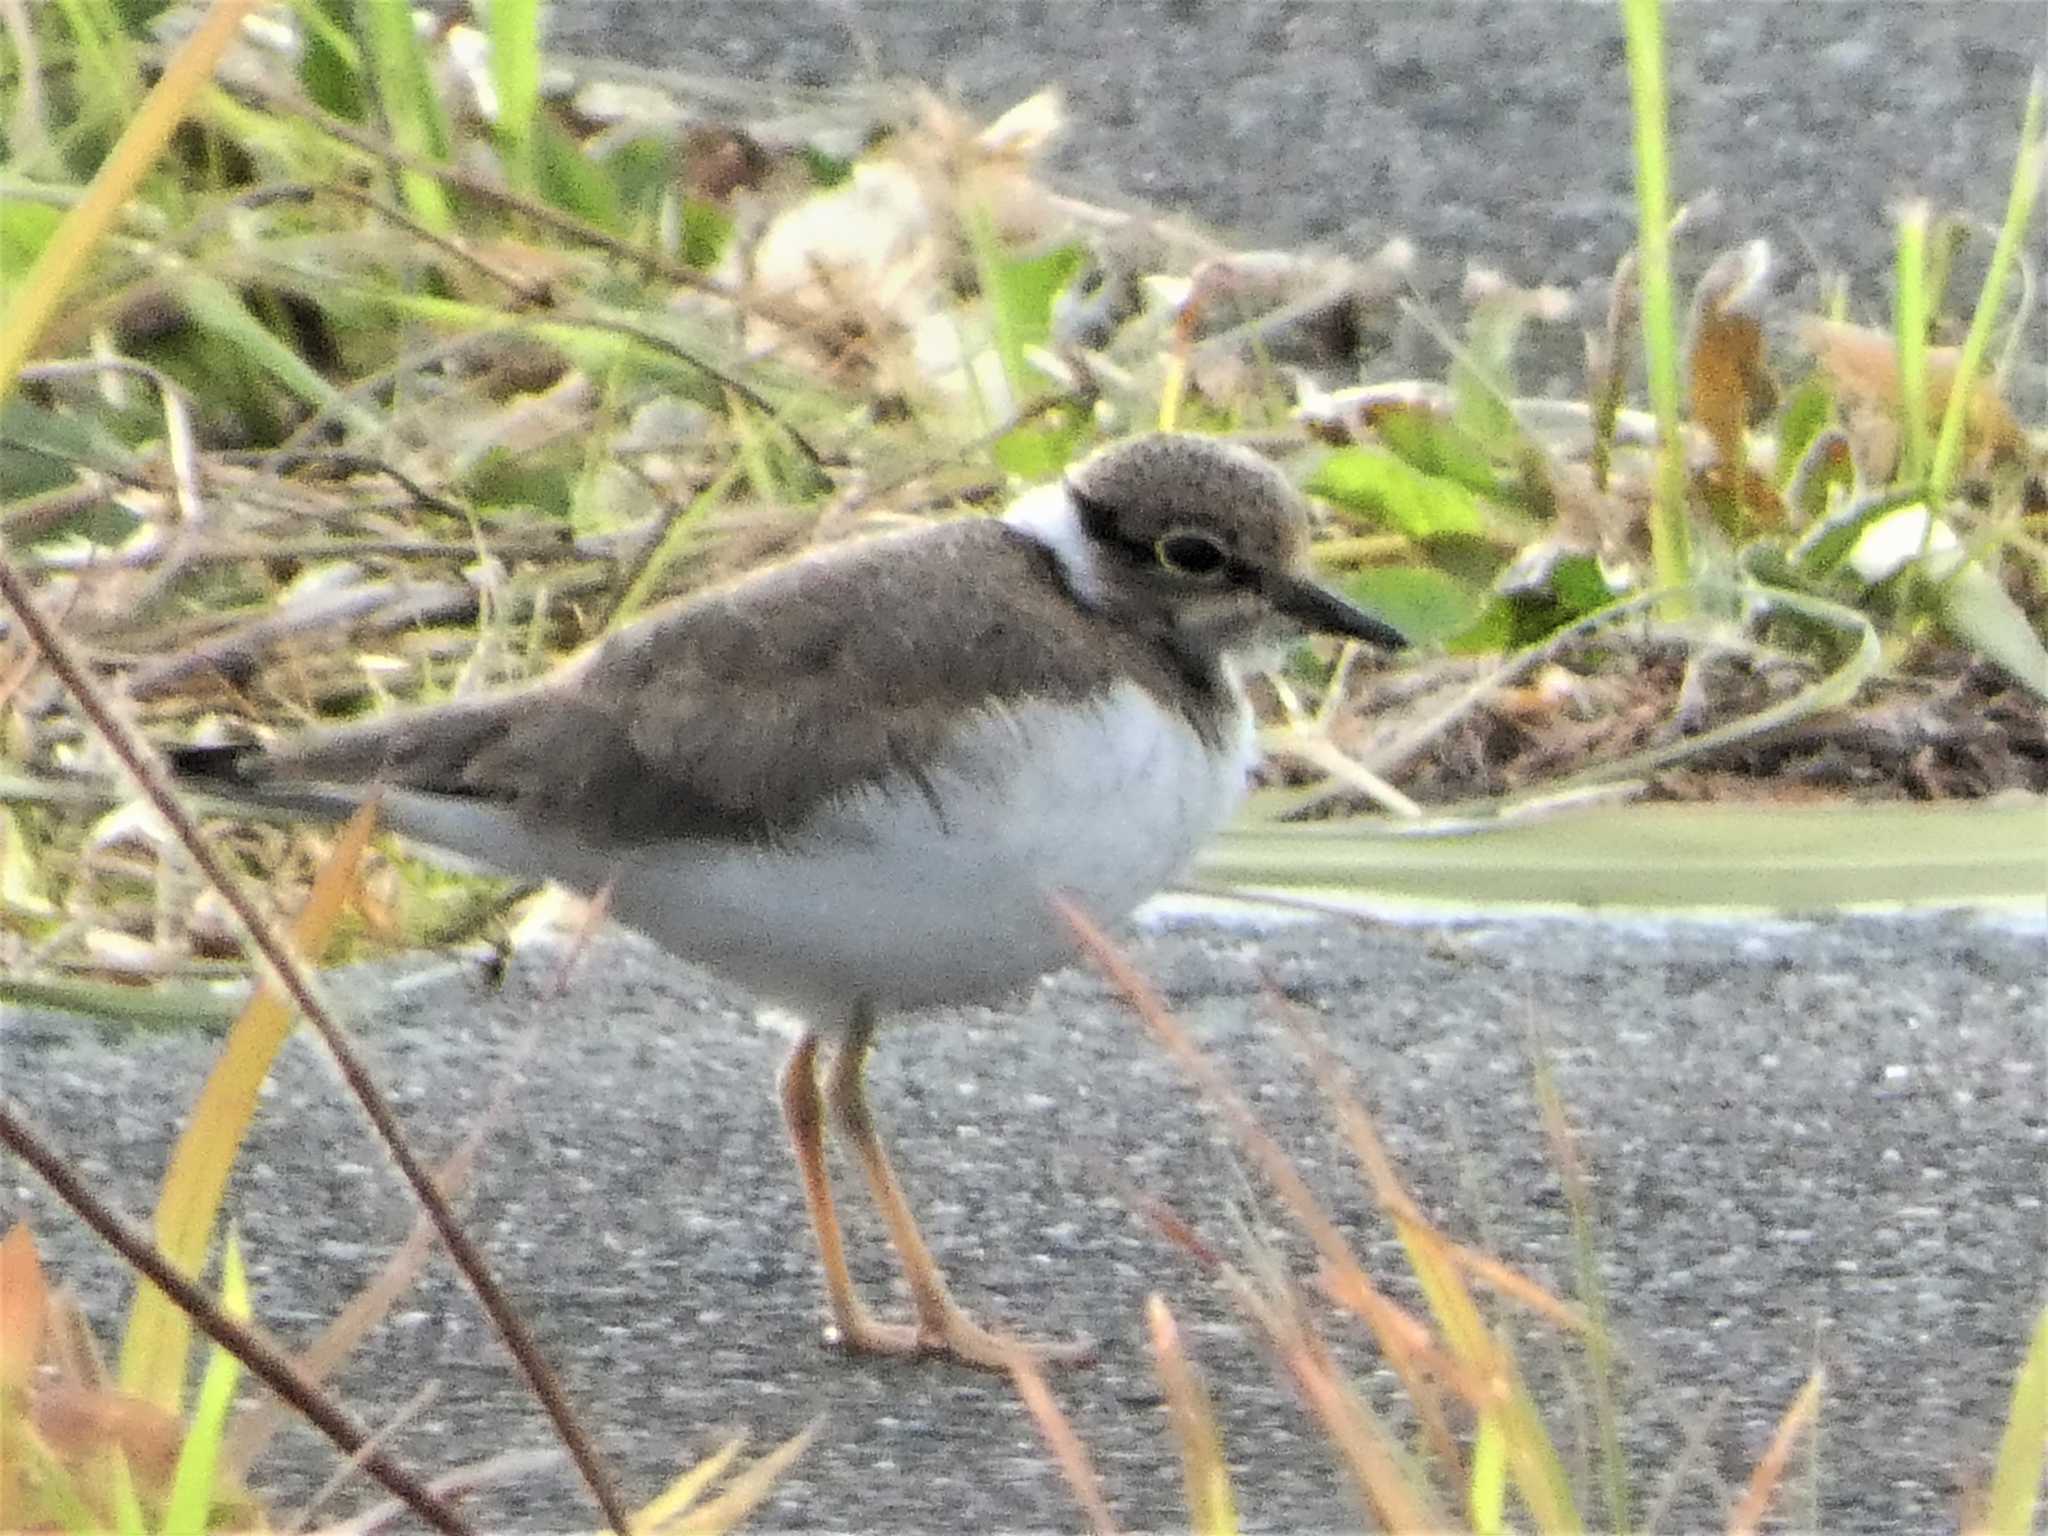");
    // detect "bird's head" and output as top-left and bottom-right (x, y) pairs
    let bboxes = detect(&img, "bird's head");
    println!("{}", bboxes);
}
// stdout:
(1005, 432), (1406, 665)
